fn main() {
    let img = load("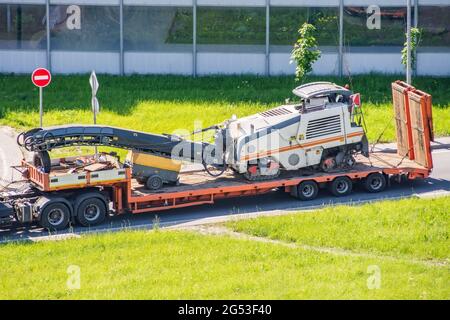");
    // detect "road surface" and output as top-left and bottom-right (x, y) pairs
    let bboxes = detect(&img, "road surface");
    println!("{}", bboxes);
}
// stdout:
(0, 127), (24, 186)
(0, 128), (449, 242)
